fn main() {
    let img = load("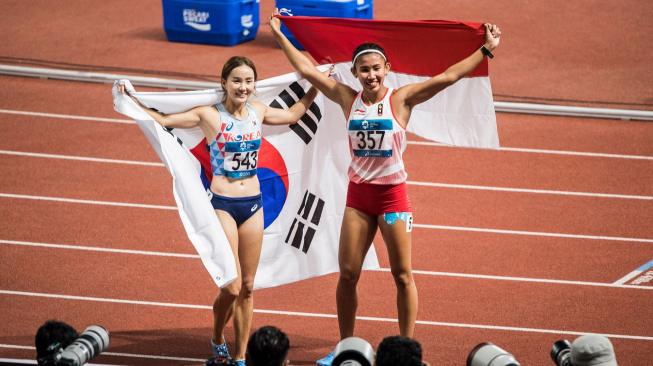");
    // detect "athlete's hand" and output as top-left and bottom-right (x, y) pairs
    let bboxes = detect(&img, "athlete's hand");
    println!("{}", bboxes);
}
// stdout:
(269, 9), (282, 33)
(483, 23), (501, 52)
(323, 64), (335, 78)
(115, 79), (135, 95)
